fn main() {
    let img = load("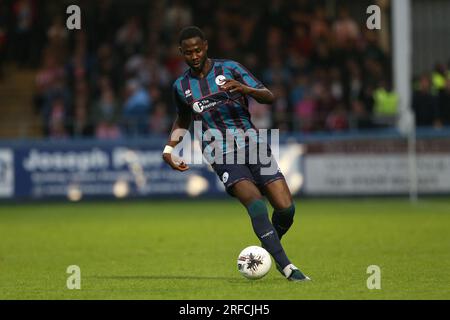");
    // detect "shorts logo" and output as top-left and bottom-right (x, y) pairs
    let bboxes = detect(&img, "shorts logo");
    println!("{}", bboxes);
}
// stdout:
(222, 172), (229, 183)
(215, 75), (226, 86)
